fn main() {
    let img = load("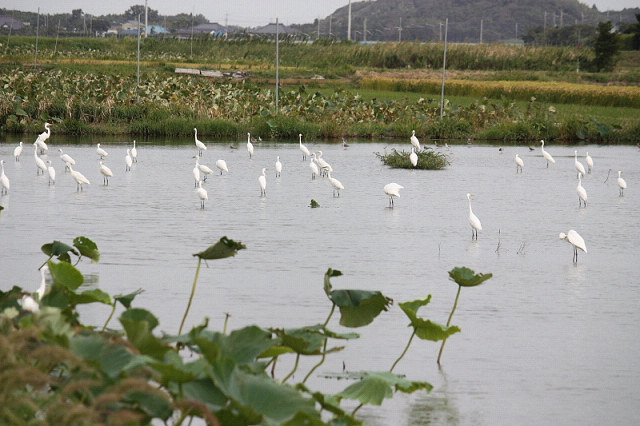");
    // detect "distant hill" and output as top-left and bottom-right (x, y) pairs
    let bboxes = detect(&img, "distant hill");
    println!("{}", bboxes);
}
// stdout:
(294, 0), (640, 43)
